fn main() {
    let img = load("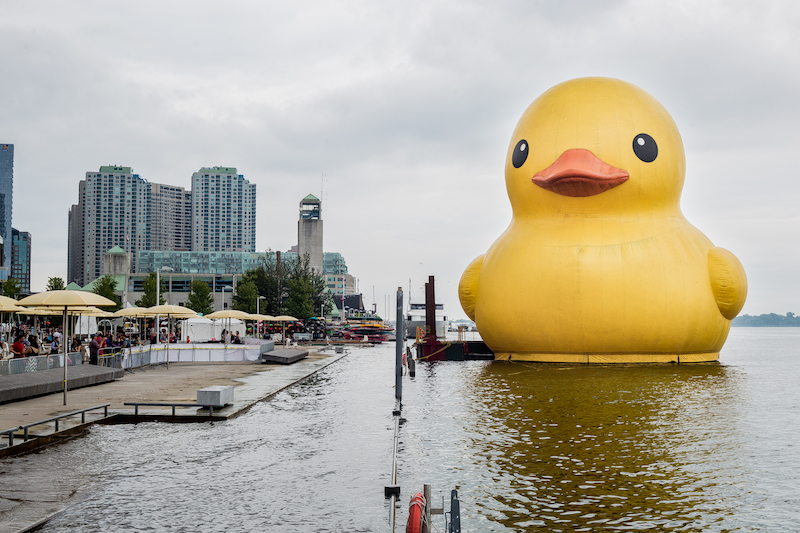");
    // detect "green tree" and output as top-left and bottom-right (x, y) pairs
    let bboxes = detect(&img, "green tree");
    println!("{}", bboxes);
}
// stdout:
(237, 251), (330, 318)
(232, 280), (258, 314)
(92, 275), (121, 311)
(135, 272), (166, 307)
(285, 277), (315, 319)
(186, 280), (214, 316)
(2, 278), (21, 299)
(287, 253), (331, 317)
(46, 277), (66, 291)
(238, 250), (286, 316)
